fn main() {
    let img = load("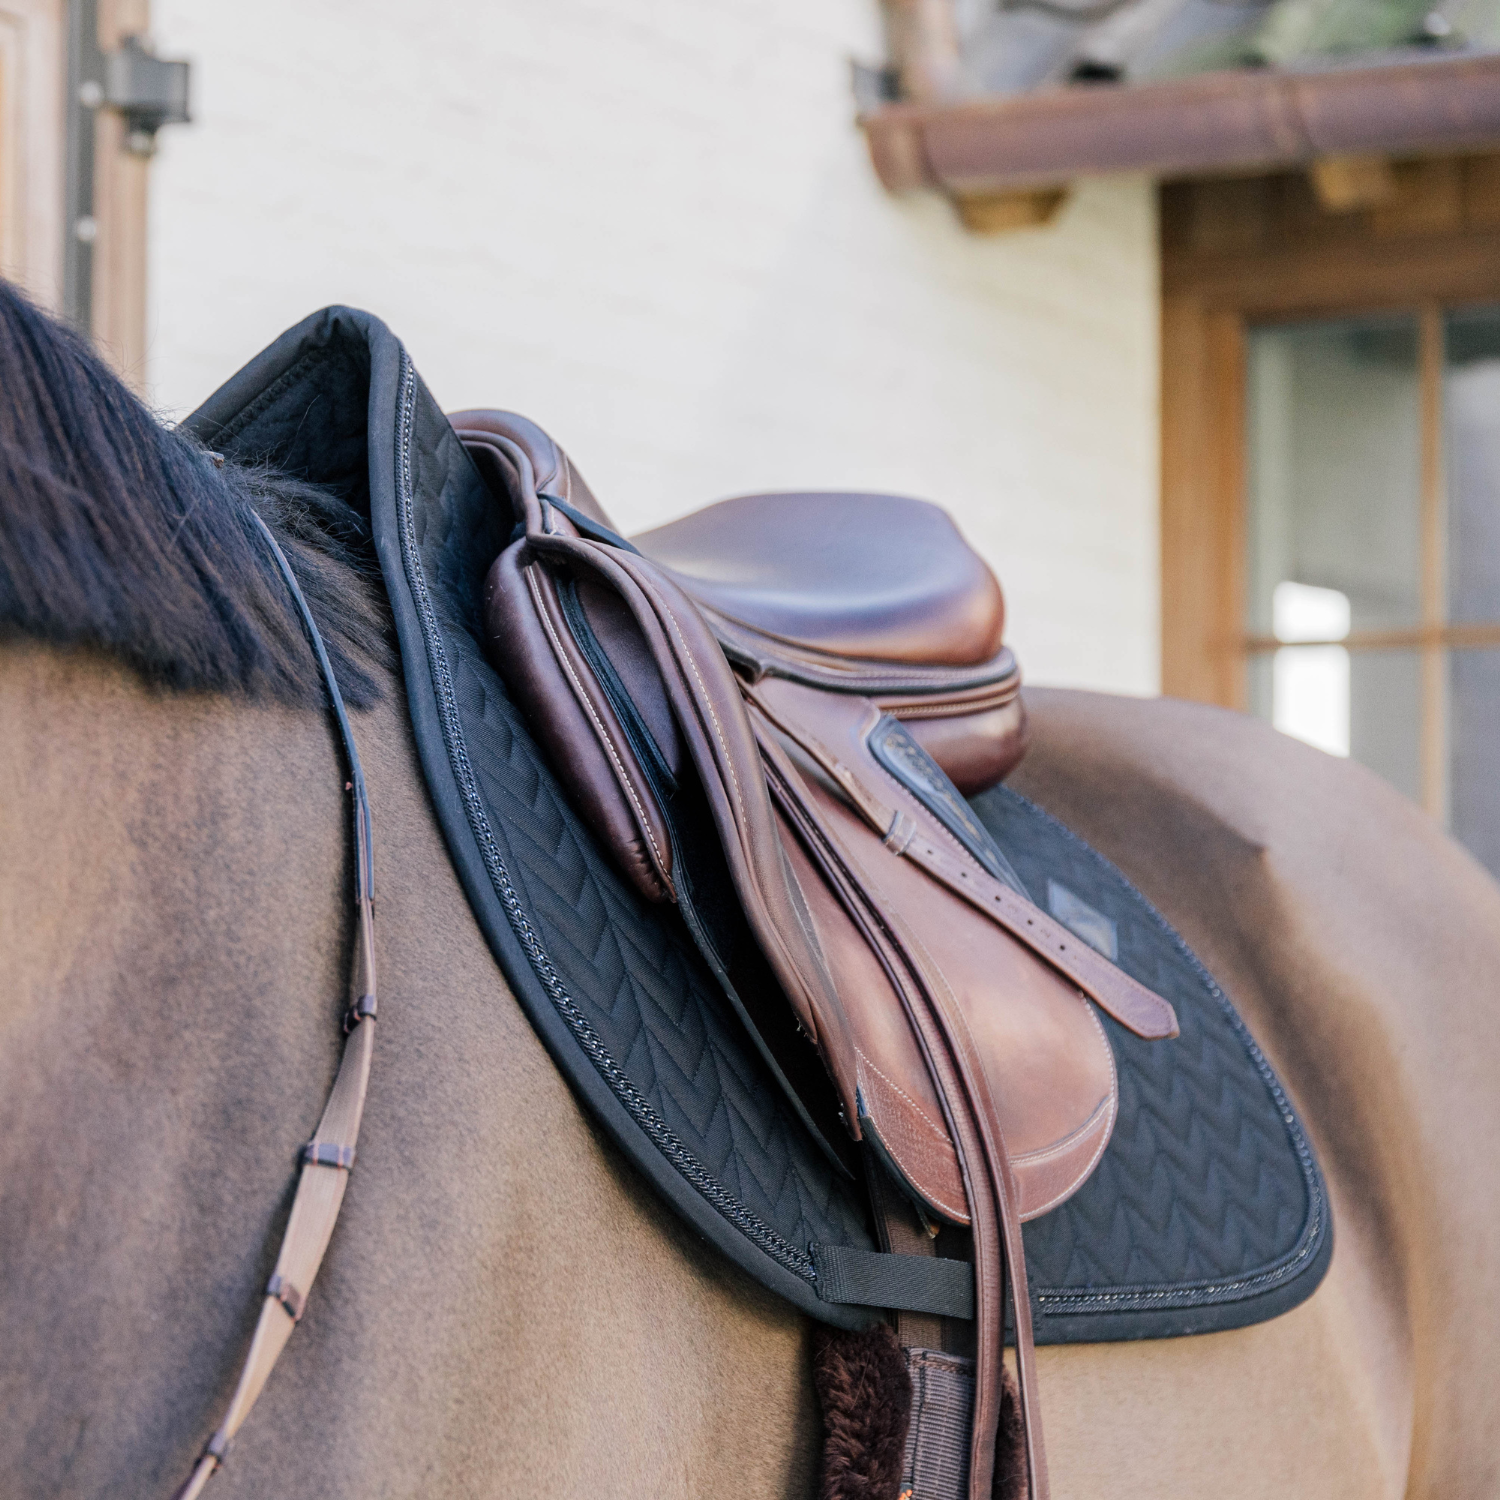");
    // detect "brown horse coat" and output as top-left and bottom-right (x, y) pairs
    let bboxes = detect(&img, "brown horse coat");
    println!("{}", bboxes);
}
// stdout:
(3, 637), (1498, 1497)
